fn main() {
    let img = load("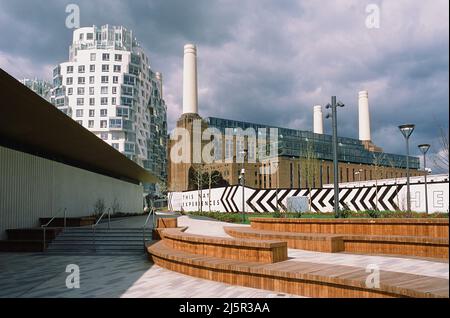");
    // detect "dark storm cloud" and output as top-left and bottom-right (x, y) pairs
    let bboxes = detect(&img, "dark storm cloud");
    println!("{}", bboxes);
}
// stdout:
(0, 0), (448, 171)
